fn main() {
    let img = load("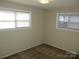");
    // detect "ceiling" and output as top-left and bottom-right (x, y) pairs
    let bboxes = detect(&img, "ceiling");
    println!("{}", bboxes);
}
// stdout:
(1, 0), (79, 9)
